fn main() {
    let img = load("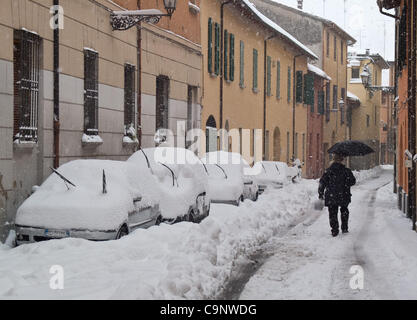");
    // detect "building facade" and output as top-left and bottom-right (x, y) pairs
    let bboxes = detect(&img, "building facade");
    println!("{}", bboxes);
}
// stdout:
(200, 0), (316, 175)
(347, 50), (389, 170)
(0, 0), (141, 241)
(250, 0), (356, 170)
